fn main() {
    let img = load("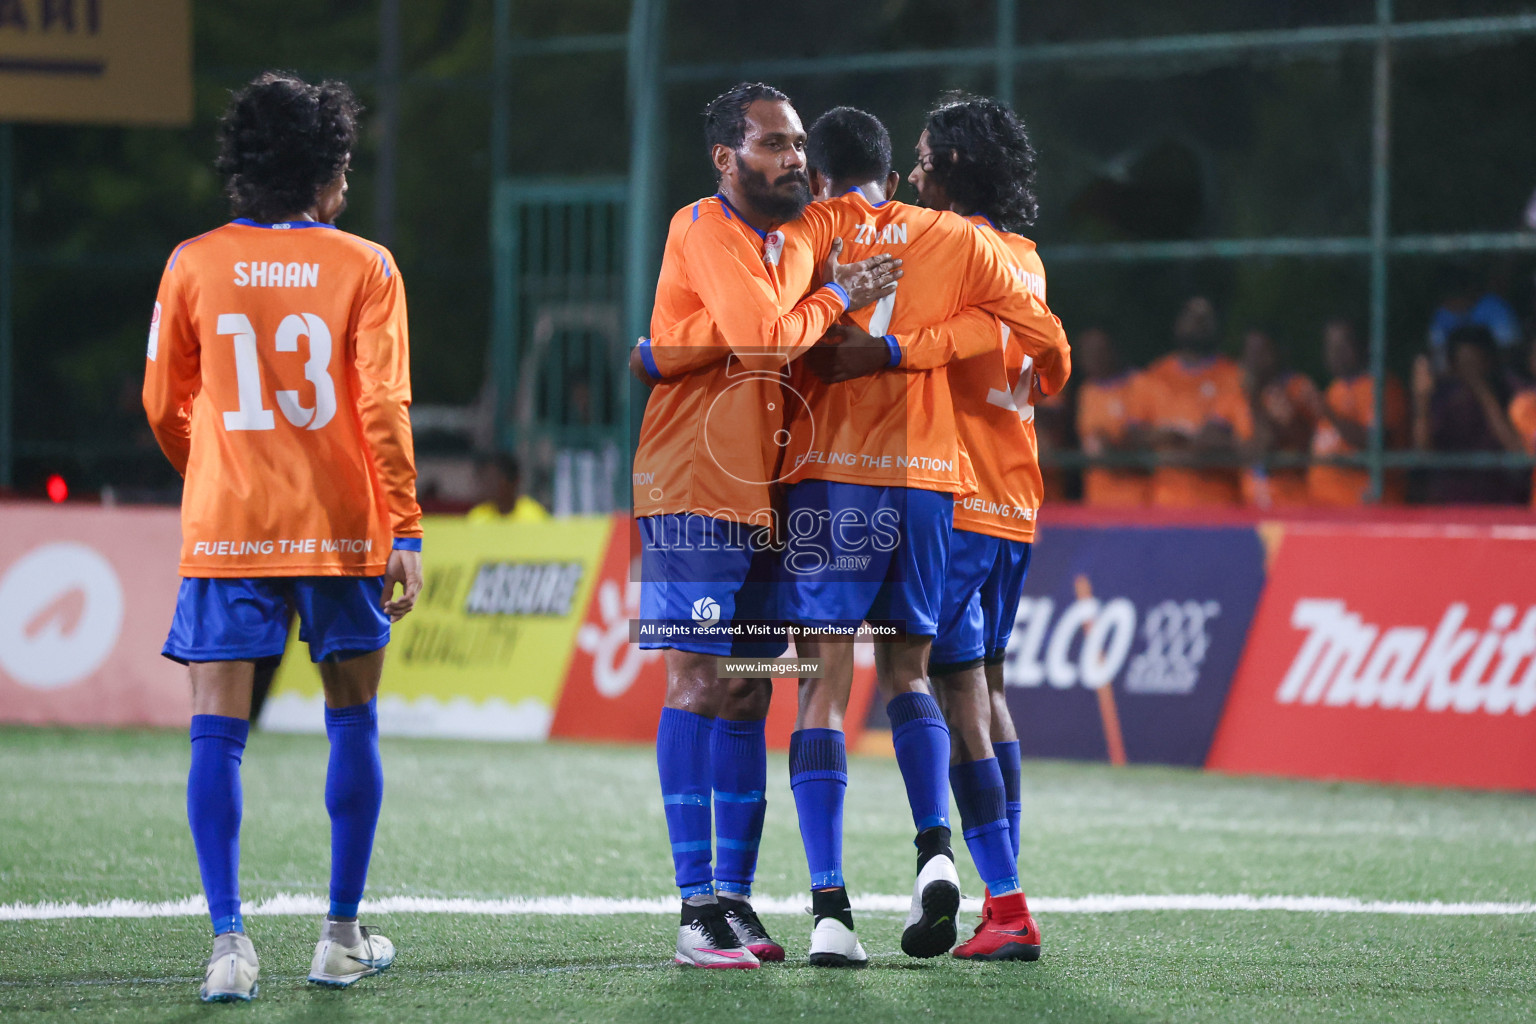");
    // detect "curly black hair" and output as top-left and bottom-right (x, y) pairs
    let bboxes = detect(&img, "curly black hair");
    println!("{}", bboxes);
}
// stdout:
(807, 106), (891, 184)
(922, 91), (1039, 232)
(215, 71), (361, 223)
(702, 81), (791, 179)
